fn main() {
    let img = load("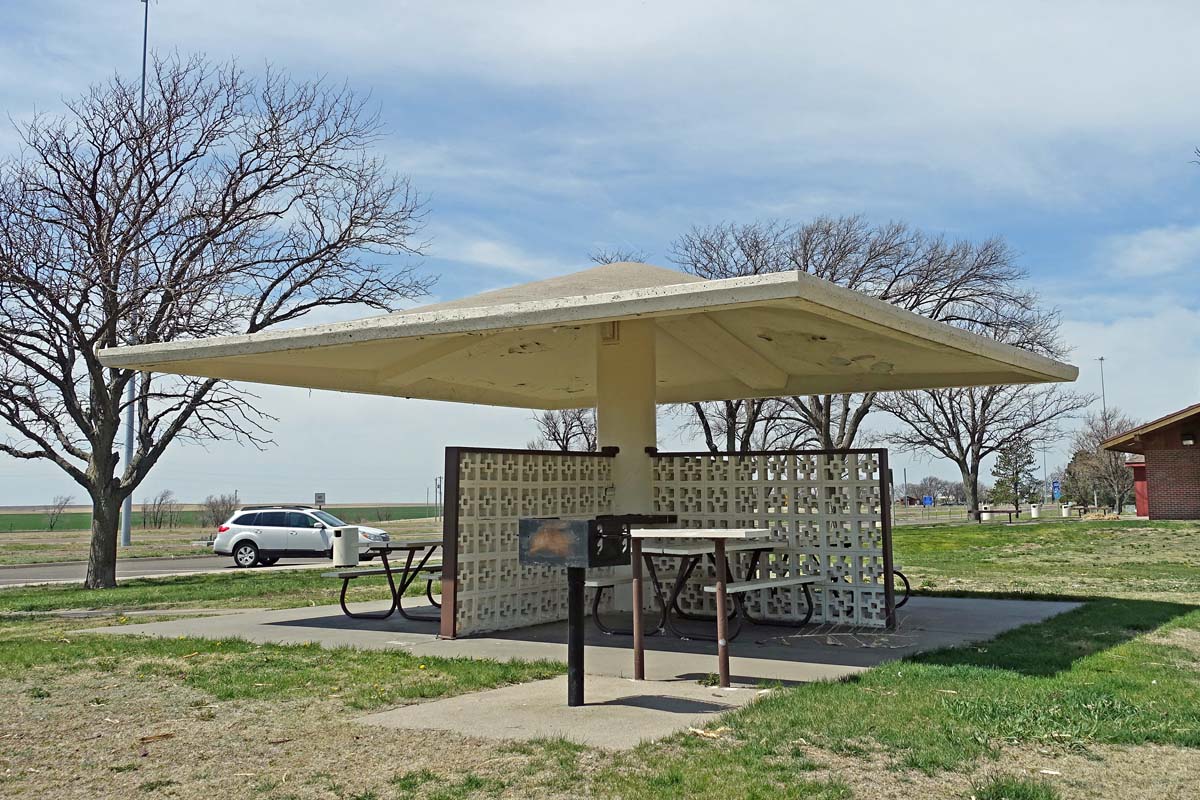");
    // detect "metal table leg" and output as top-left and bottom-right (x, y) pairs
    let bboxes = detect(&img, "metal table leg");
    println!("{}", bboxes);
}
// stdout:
(713, 539), (730, 688)
(394, 545), (441, 622)
(337, 575), (398, 619)
(659, 553), (746, 642)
